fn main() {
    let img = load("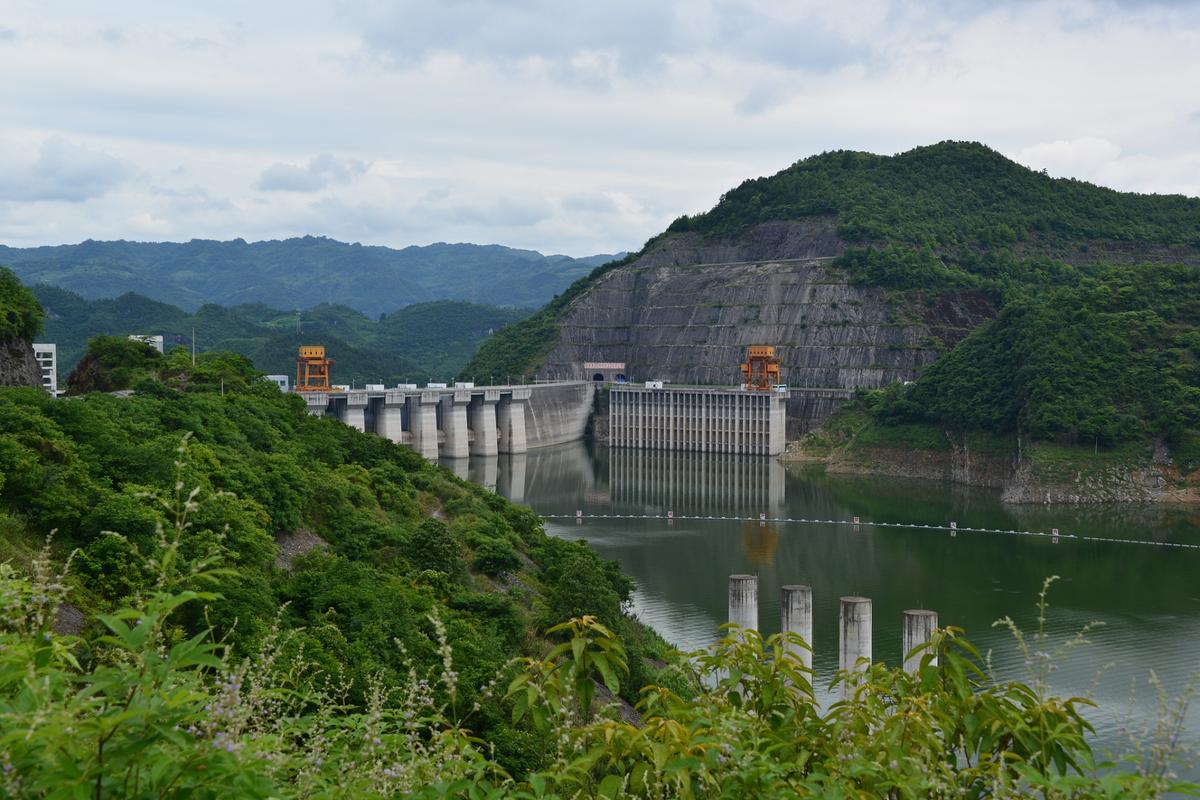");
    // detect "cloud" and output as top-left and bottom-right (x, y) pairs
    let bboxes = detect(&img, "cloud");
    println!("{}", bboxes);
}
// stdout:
(256, 154), (369, 192)
(1012, 138), (1124, 178)
(0, 1), (1199, 254)
(0, 137), (132, 202)
(149, 184), (234, 213)
(358, 0), (877, 79)
(561, 192), (619, 214)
